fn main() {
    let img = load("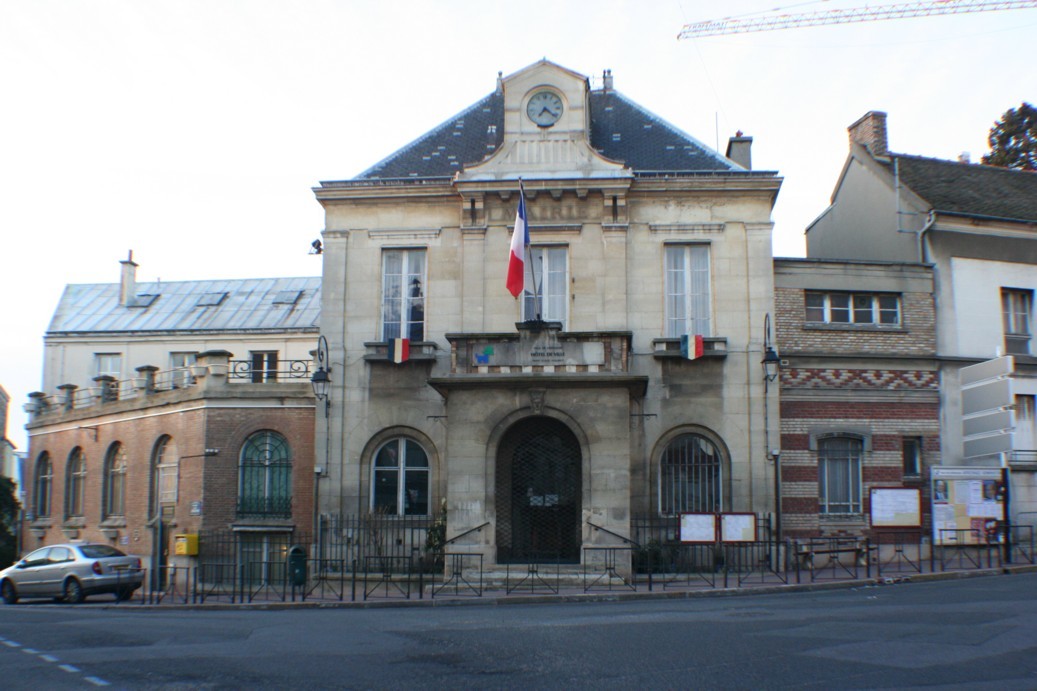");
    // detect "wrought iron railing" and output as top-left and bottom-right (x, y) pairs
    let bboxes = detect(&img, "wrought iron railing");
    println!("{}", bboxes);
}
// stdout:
(228, 359), (313, 383)
(236, 495), (293, 518)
